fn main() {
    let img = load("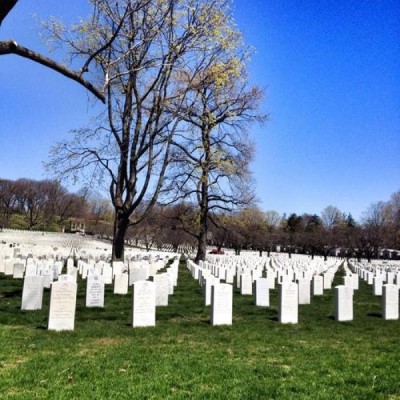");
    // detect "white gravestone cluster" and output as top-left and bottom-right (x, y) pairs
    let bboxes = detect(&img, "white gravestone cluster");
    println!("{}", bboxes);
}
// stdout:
(0, 229), (180, 330)
(348, 259), (400, 320)
(2, 228), (400, 329)
(187, 253), (342, 325)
